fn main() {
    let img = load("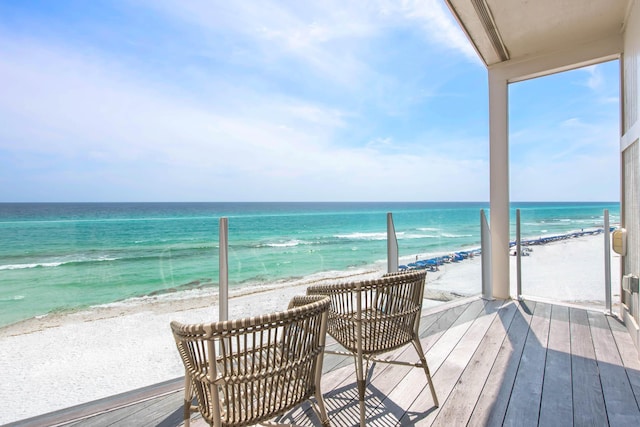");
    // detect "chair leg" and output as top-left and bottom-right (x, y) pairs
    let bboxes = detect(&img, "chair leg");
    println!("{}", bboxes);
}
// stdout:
(183, 374), (192, 427)
(314, 382), (330, 426)
(411, 337), (439, 407)
(353, 352), (366, 427)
